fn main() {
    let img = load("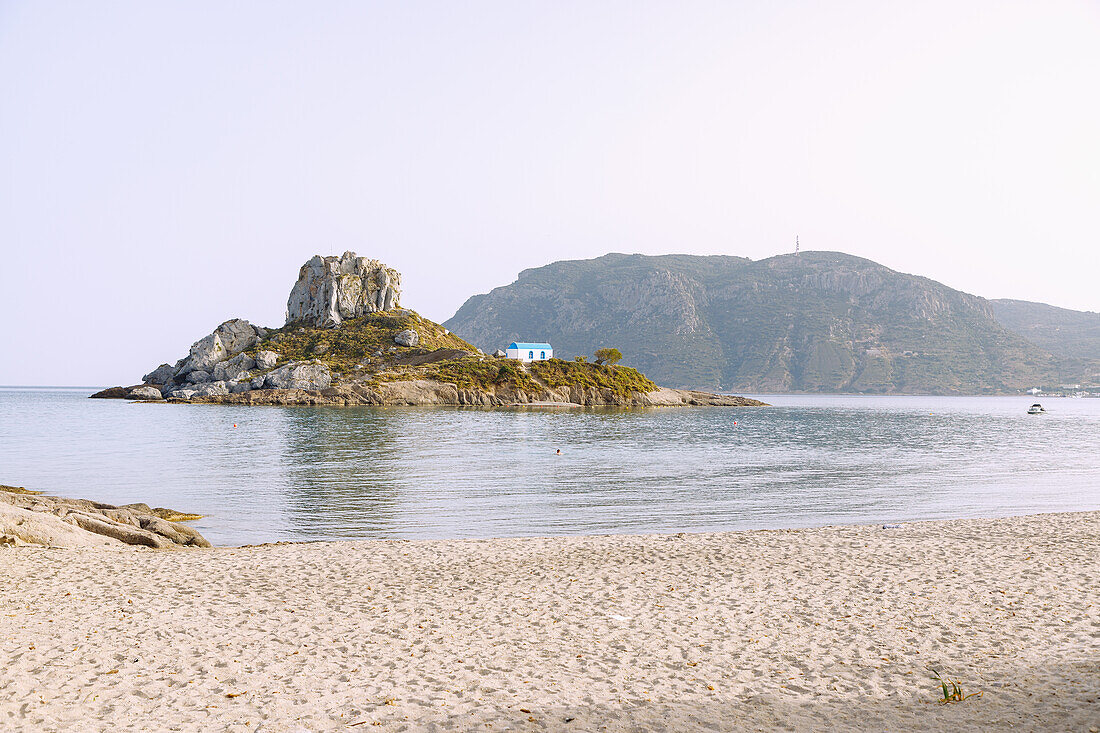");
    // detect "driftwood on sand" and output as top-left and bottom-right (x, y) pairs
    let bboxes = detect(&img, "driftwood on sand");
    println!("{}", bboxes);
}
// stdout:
(0, 485), (210, 549)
